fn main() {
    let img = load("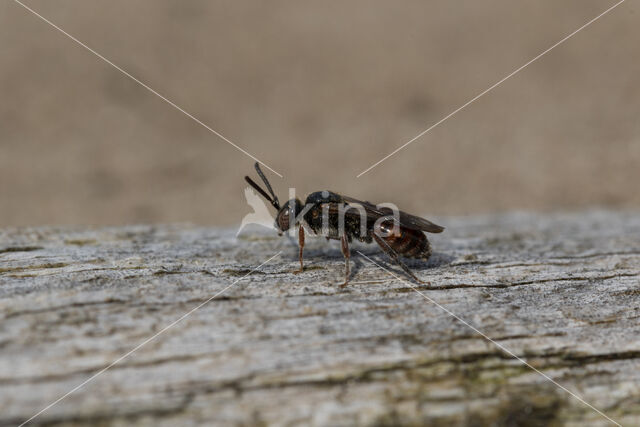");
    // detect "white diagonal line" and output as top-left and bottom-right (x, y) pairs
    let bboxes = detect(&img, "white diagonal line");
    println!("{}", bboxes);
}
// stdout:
(19, 251), (282, 427)
(12, 0), (283, 178)
(356, 251), (621, 427)
(357, 0), (627, 177)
